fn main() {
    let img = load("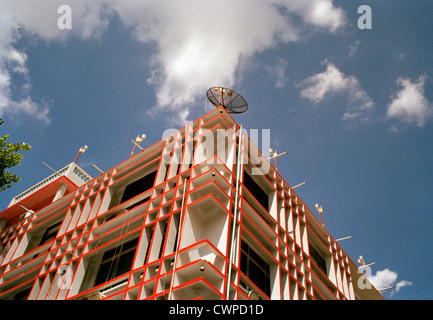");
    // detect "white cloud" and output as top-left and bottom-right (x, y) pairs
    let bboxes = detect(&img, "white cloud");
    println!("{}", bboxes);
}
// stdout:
(349, 40), (360, 57)
(300, 61), (374, 121)
(266, 58), (289, 89)
(271, 0), (347, 33)
(301, 0), (347, 32)
(369, 268), (398, 289)
(387, 75), (432, 127)
(394, 280), (413, 293)
(4, 97), (51, 124)
(97, 0), (346, 123)
(4, 0), (110, 41)
(369, 268), (412, 297)
(0, 43), (51, 124)
(0, 0), (348, 124)
(0, 0), (110, 124)
(110, 0), (301, 122)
